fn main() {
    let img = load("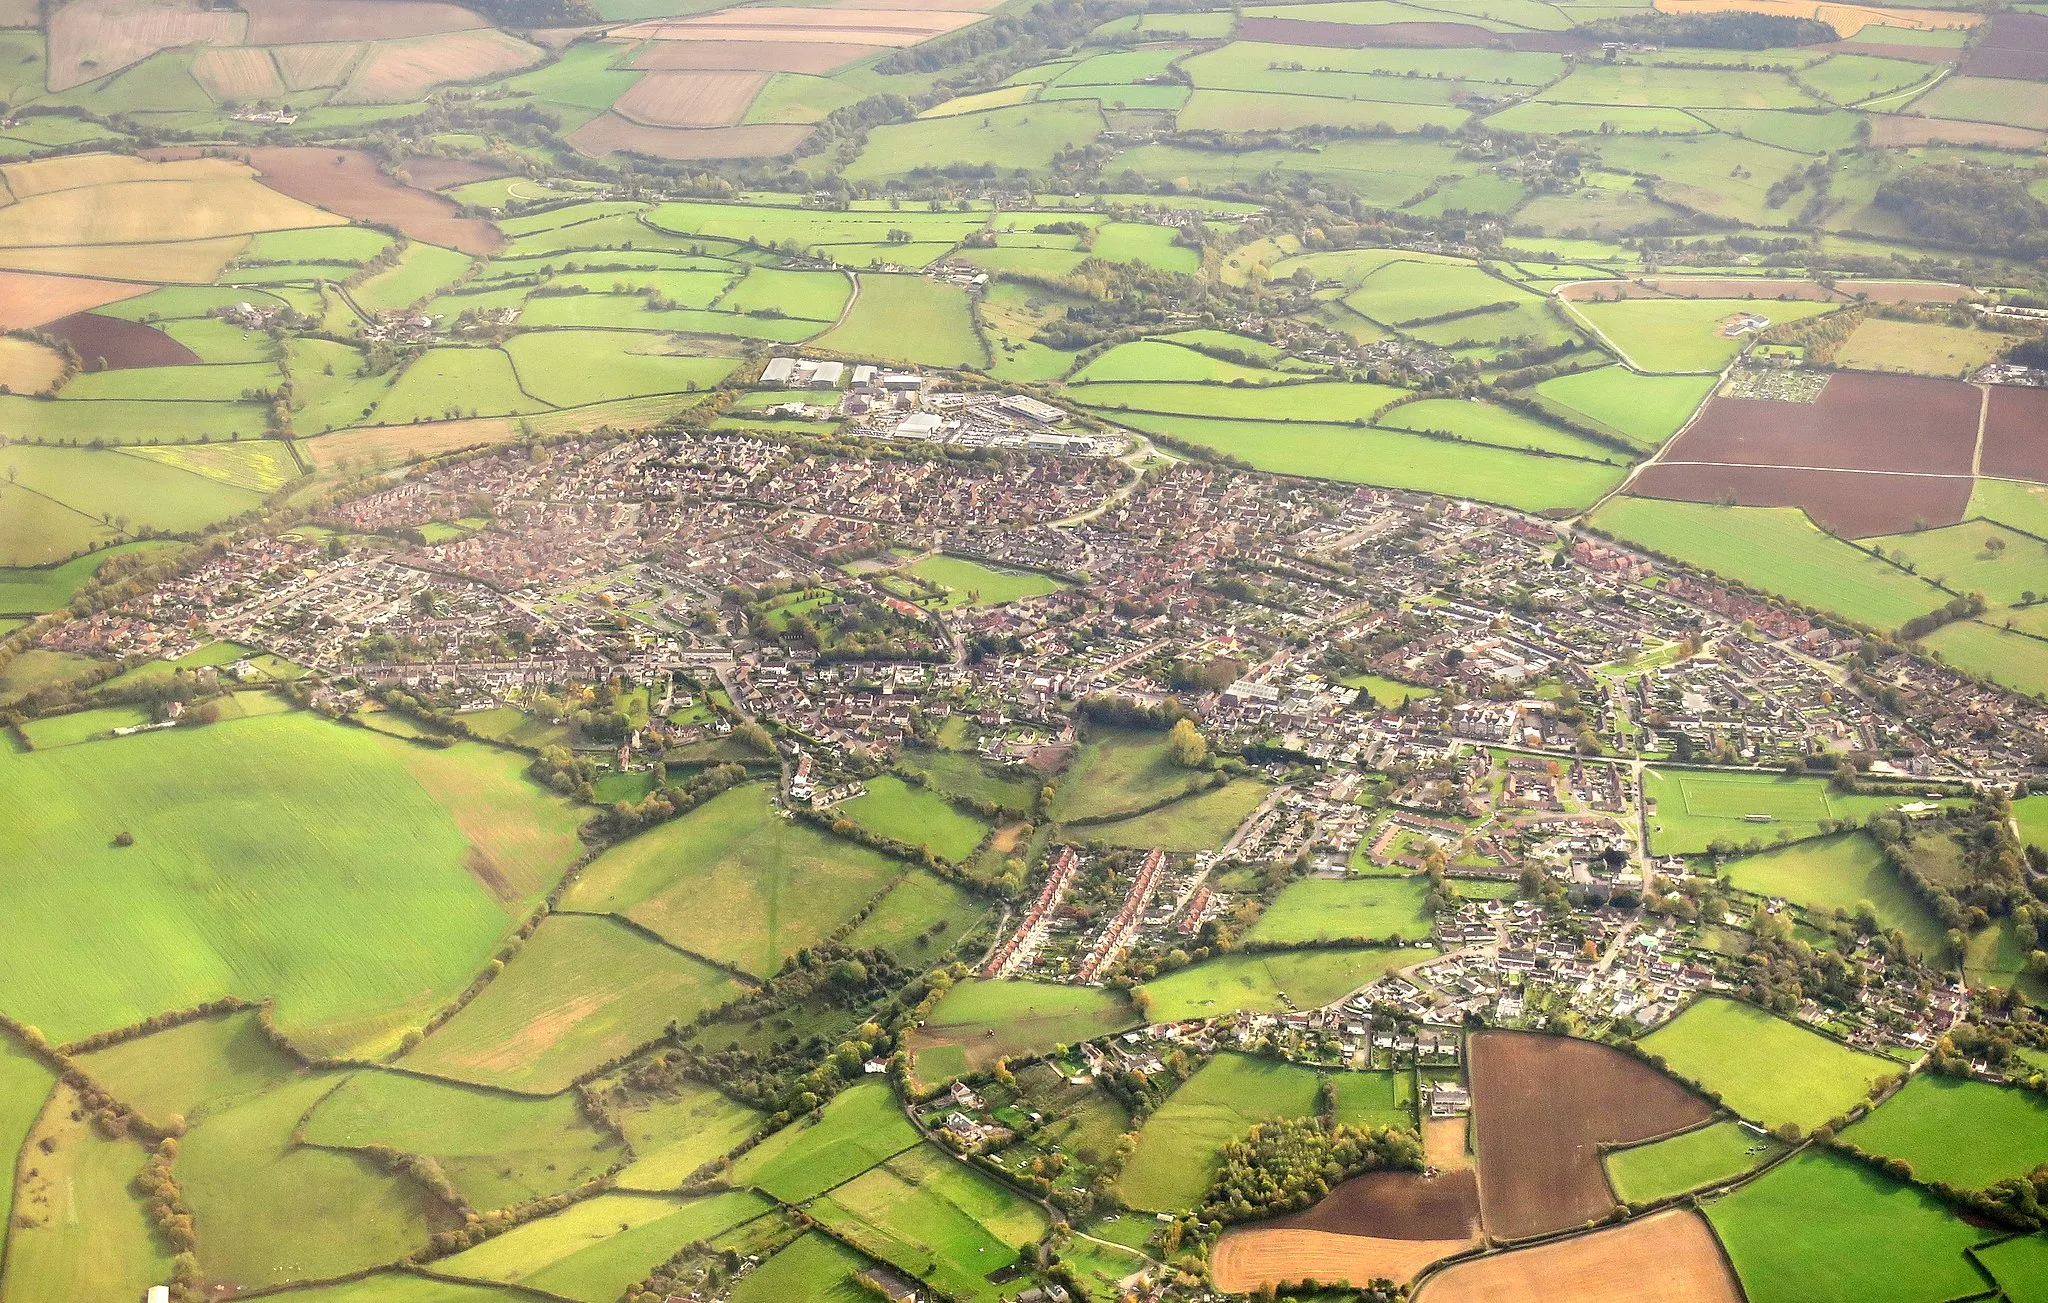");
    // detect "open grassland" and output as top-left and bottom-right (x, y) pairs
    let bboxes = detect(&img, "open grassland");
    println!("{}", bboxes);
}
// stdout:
(504, 331), (739, 407)
(1970, 477), (2048, 541)
(809, 1144), (1049, 1303)
(816, 273), (985, 368)
(1119, 1053), (1326, 1212)
(562, 783), (905, 977)
(1639, 997), (1894, 1130)
(1376, 398), (1624, 462)
(844, 868), (993, 962)
(75, 1009), (298, 1125)
(837, 775), (991, 862)
(1072, 379), (1404, 421)
(1052, 727), (1207, 821)
(1980, 1235), (2048, 1303)
(1591, 498), (1946, 632)
(1719, 834), (1944, 956)
(0, 444), (266, 548)
(437, 1190), (770, 1300)
(1571, 297), (1837, 371)
(401, 914), (744, 1094)
(0, 712), (581, 1056)
(1605, 1119), (1784, 1204)
(730, 1079), (922, 1204)
(303, 1068), (622, 1210)
(1248, 876), (1435, 944)
(1643, 768), (1955, 856)
(2019, 794), (2048, 855)
(908, 978), (1138, 1081)
(1072, 339), (1296, 384)
(1086, 778), (1271, 852)
(222, 1275), (512, 1302)
(844, 100), (1105, 181)
(729, 1232), (876, 1303)
(0, 1084), (171, 1303)
(1873, 520), (2048, 607)
(1921, 618), (2048, 698)
(1844, 1074), (2048, 1190)
(0, 541), (182, 614)
(1138, 946), (1430, 1023)
(1706, 1149), (1986, 1303)
(1534, 366), (1715, 446)
(0, 1035), (54, 1240)
(1836, 317), (2010, 376)
(612, 1079), (764, 1190)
